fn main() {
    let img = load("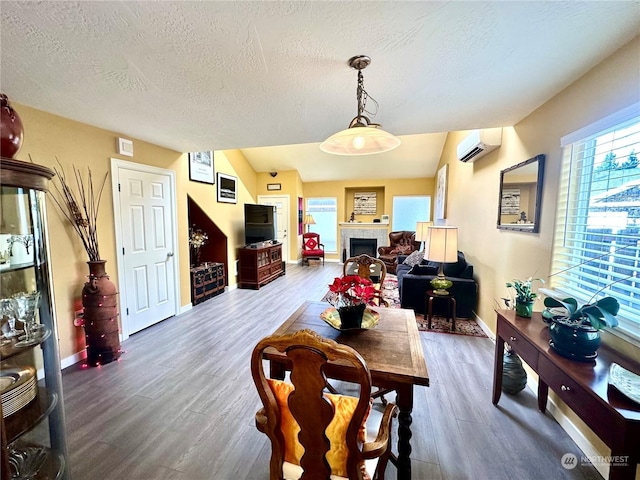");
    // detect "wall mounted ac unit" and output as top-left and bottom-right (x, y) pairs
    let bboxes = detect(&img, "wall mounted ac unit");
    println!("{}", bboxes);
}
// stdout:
(457, 128), (503, 163)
